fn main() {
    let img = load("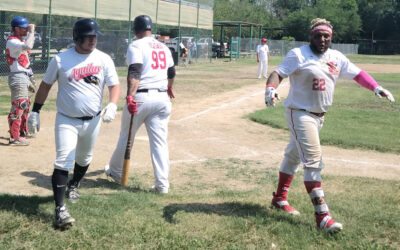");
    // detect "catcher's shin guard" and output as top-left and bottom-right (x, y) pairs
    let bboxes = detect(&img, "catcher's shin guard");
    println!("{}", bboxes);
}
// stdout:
(20, 97), (31, 136)
(8, 98), (29, 140)
(305, 181), (343, 233)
